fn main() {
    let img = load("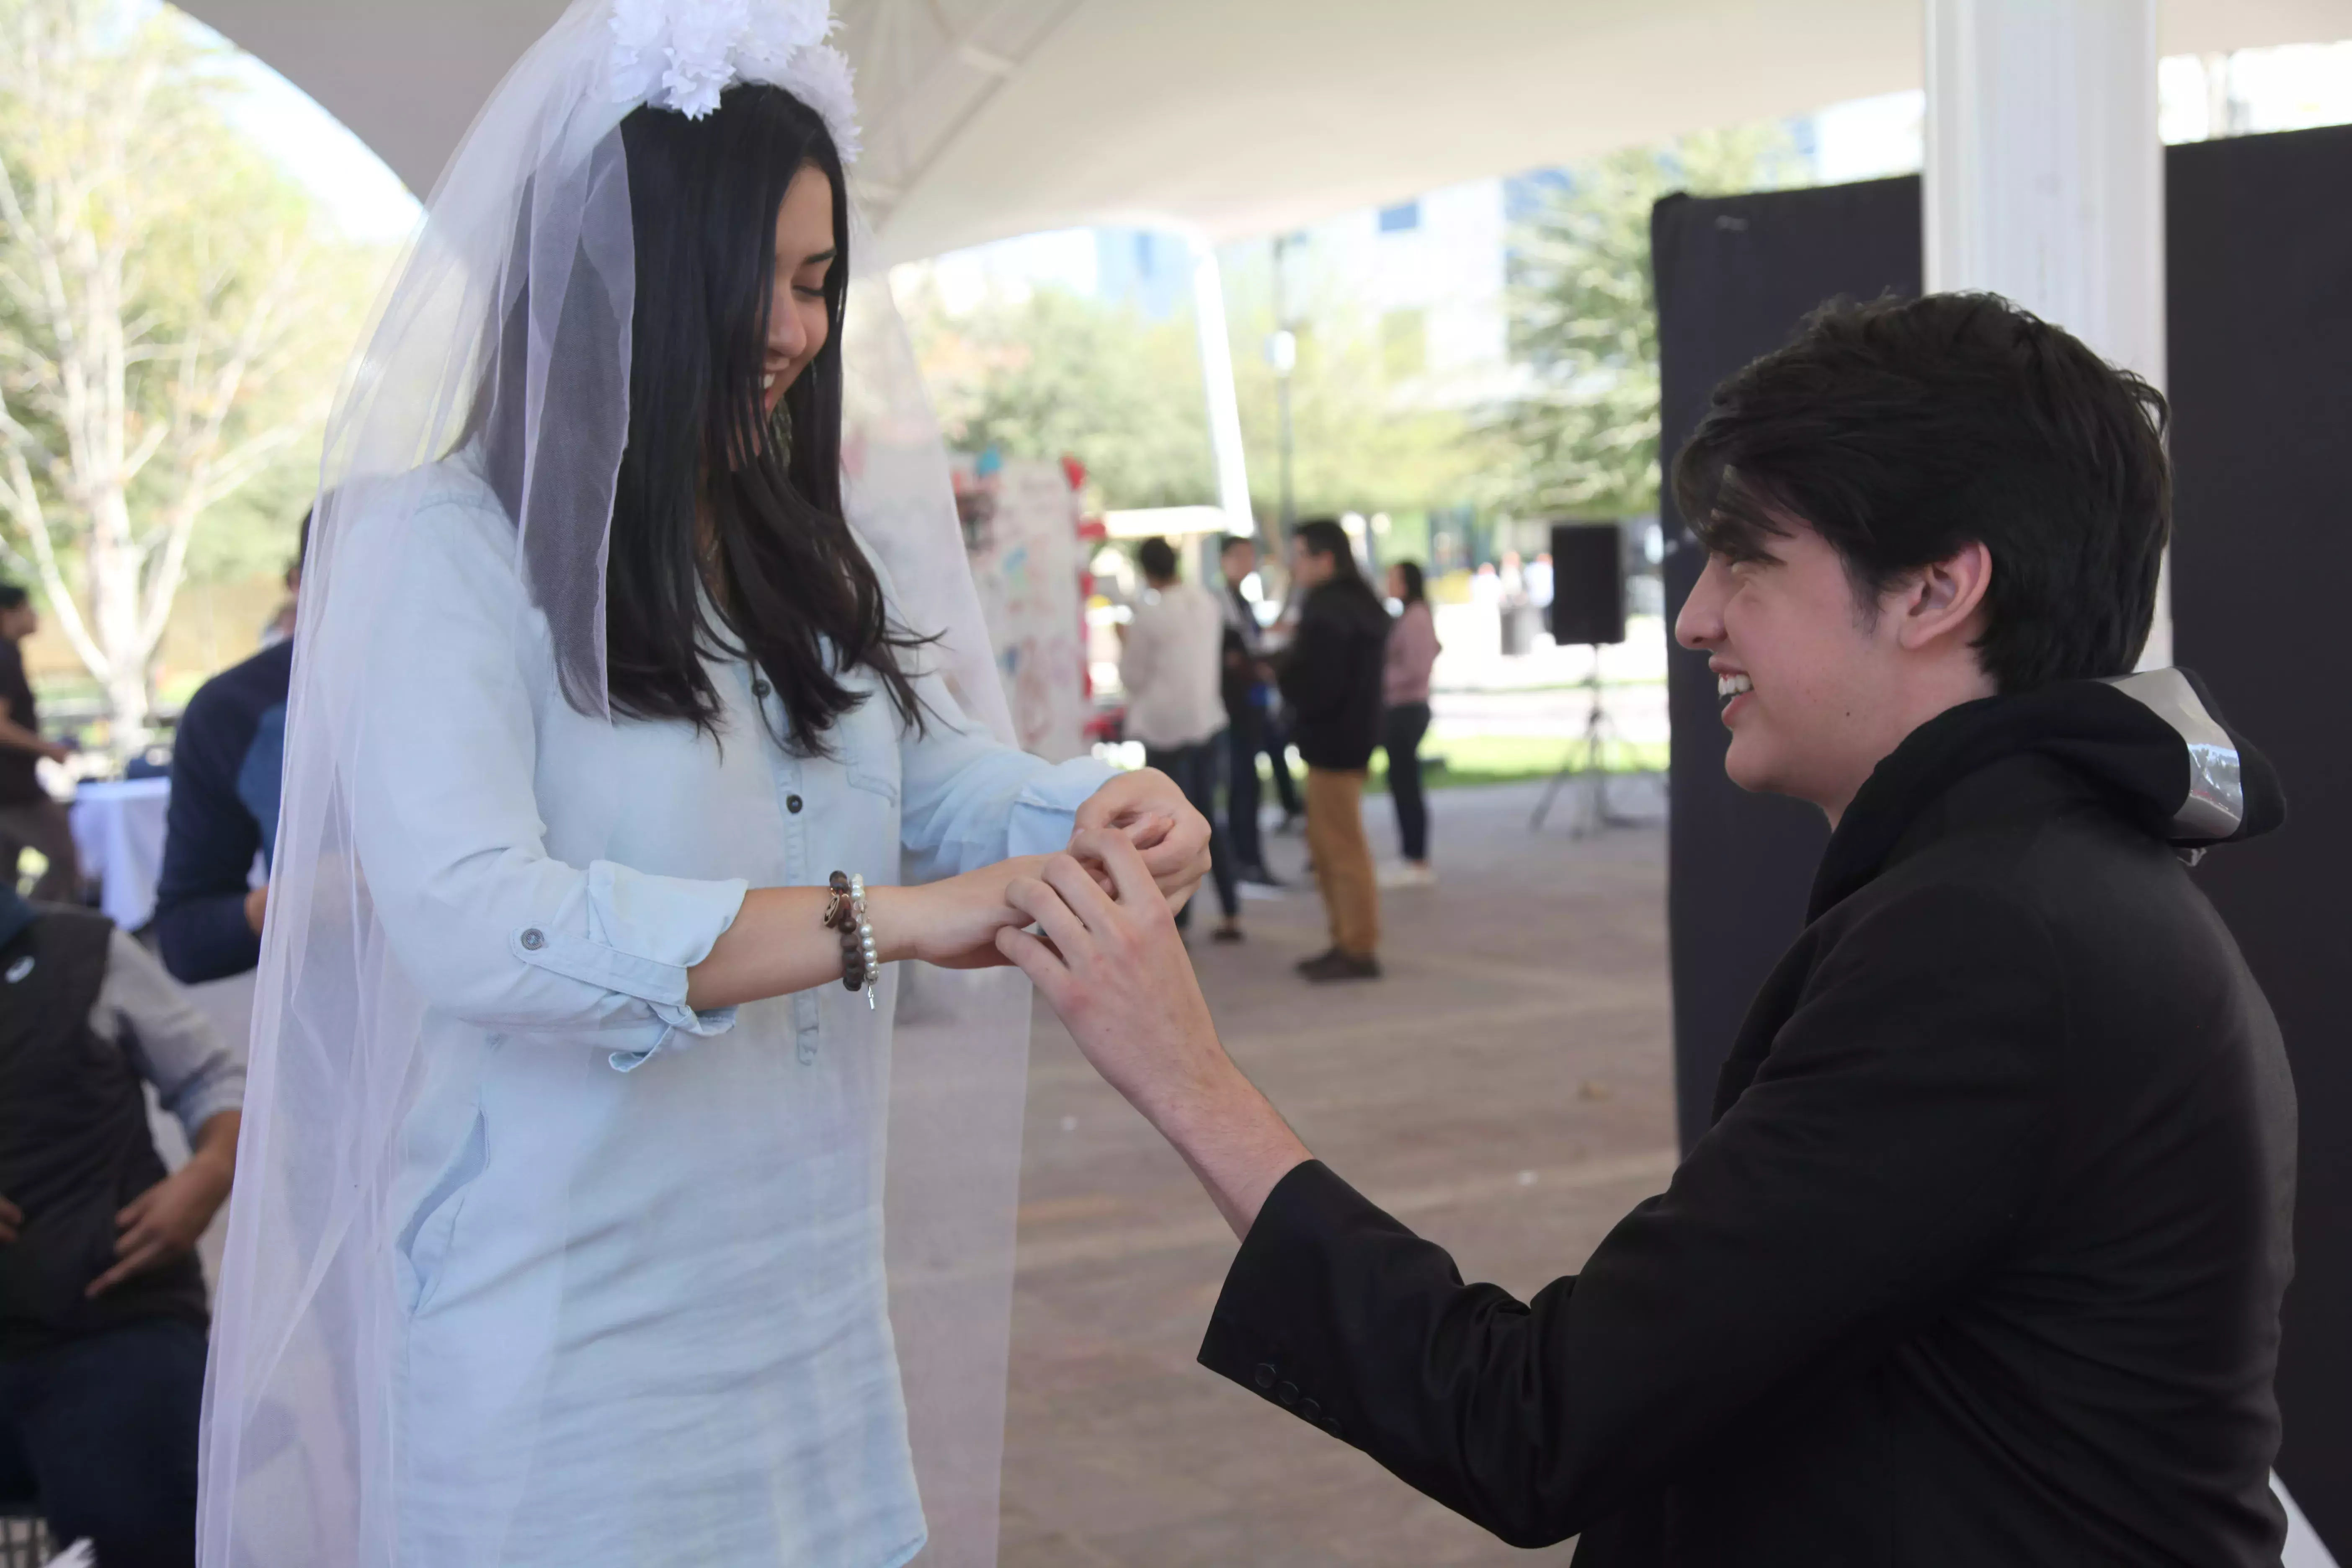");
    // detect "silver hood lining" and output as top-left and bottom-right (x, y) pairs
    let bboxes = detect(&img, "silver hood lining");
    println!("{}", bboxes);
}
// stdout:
(2102, 668), (2244, 842)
